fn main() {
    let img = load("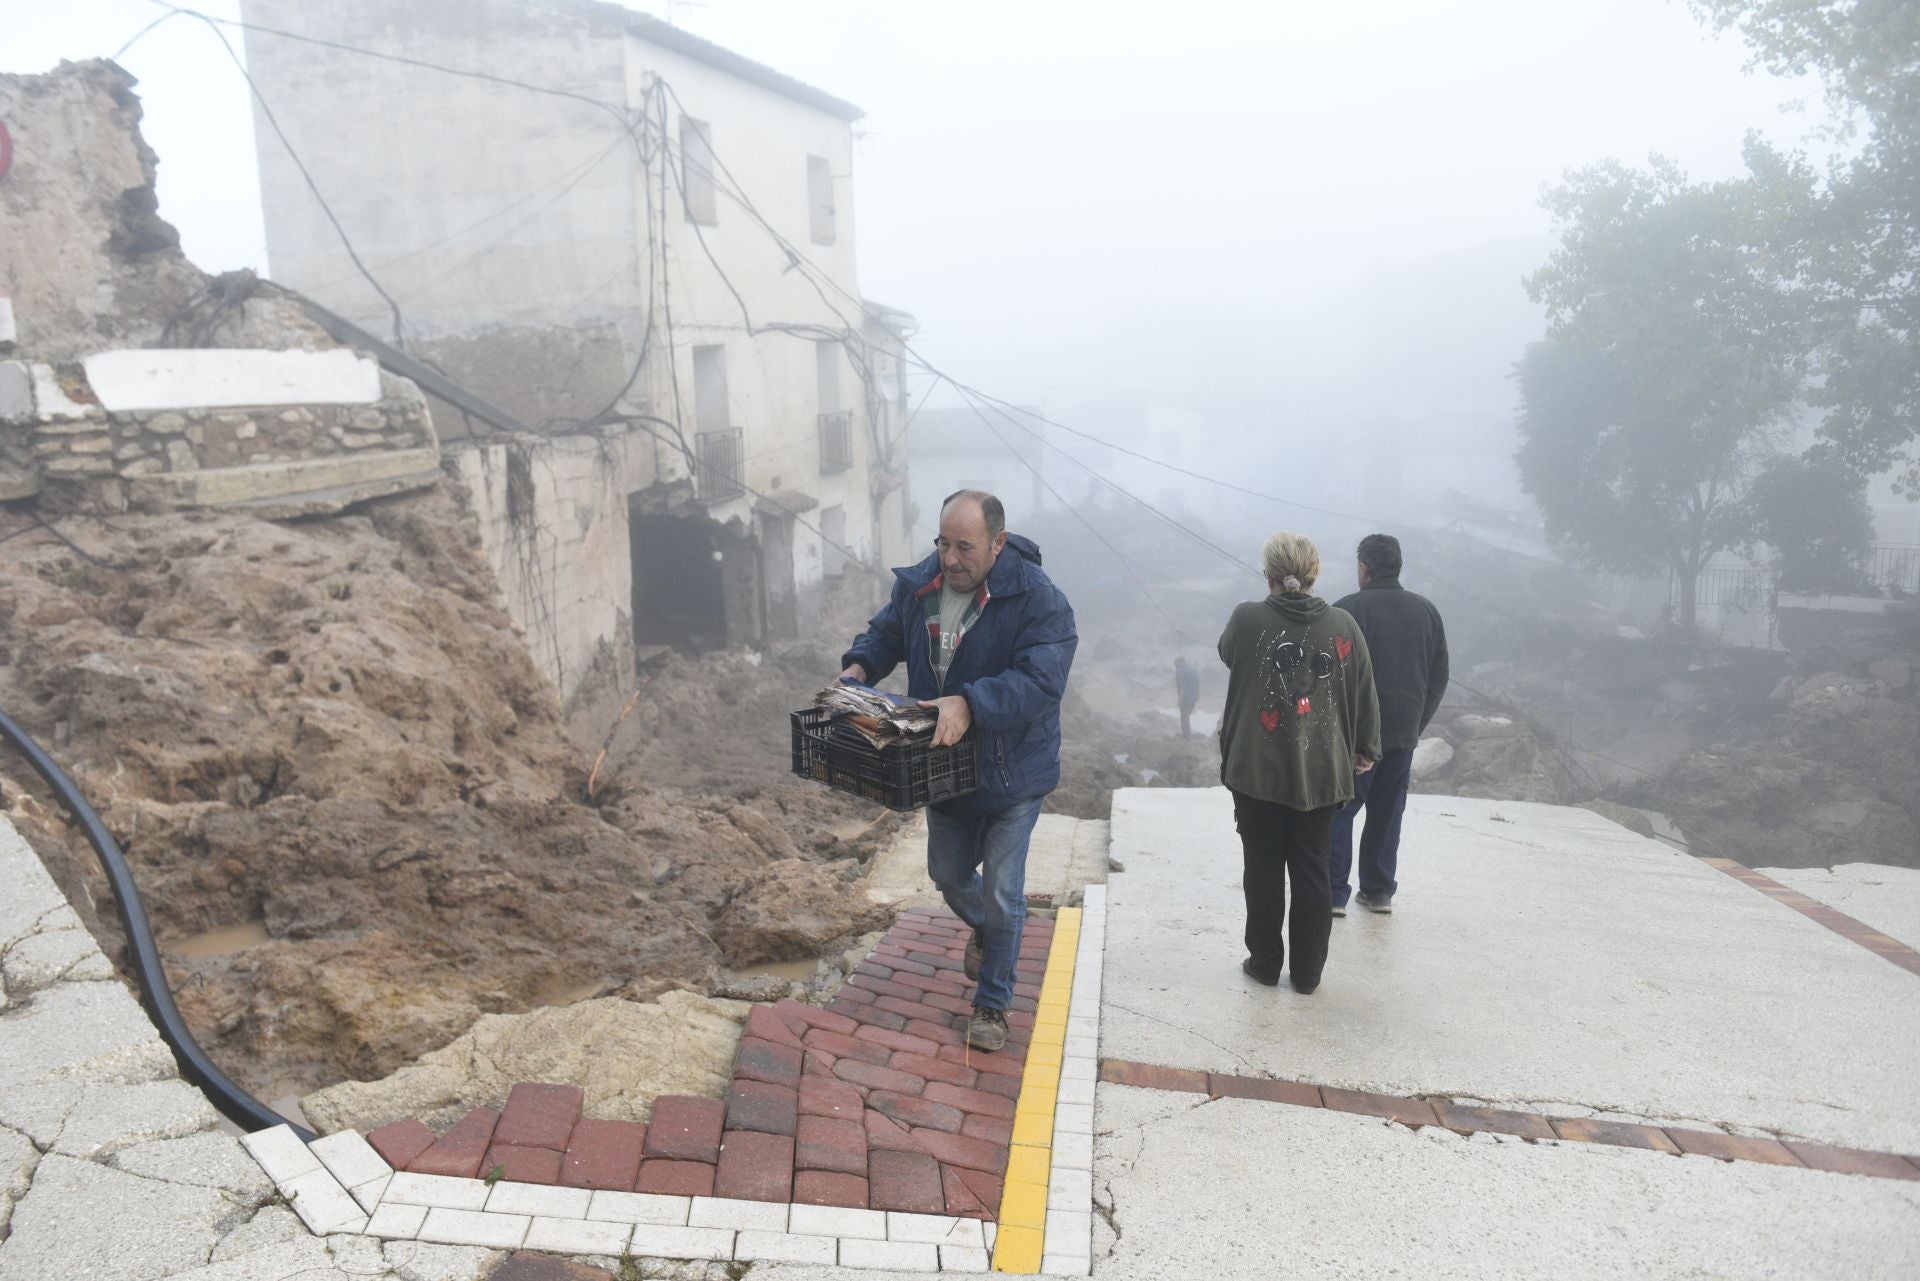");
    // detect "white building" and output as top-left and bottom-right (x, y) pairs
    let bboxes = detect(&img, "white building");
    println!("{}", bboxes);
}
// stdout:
(241, 0), (915, 694)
